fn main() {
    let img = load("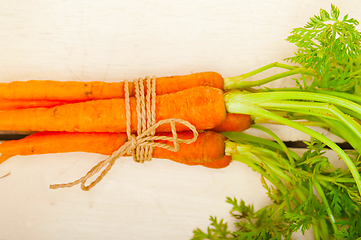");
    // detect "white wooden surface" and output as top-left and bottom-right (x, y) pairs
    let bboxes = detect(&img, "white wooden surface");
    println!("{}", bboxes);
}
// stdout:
(0, 1), (359, 239)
